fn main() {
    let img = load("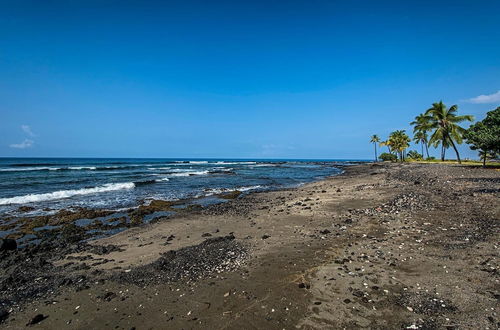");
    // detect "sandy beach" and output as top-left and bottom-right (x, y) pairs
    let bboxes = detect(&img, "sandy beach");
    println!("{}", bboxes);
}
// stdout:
(1, 162), (499, 329)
